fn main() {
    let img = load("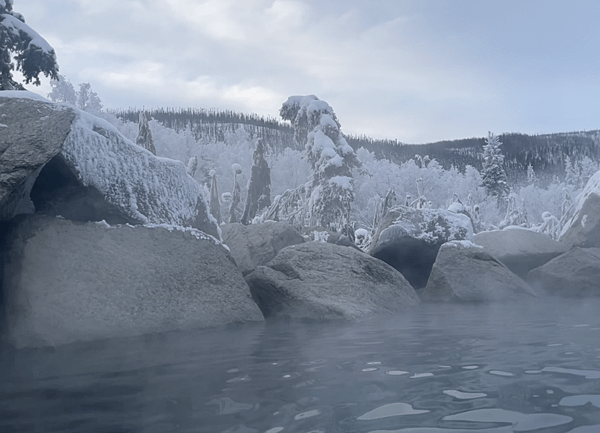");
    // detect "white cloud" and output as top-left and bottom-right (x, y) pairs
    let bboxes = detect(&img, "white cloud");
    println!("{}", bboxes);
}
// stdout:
(15, 0), (600, 143)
